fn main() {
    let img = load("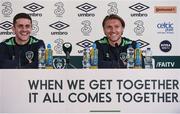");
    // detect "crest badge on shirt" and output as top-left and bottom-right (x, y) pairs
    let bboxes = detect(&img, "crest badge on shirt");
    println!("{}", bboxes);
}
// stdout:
(25, 51), (34, 63)
(120, 52), (127, 62)
(106, 53), (110, 58)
